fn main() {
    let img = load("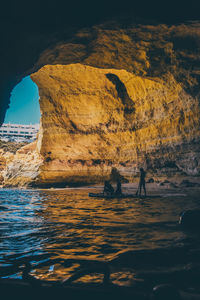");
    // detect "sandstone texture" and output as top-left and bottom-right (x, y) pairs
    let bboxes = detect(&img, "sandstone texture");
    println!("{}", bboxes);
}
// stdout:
(28, 63), (200, 186)
(0, 151), (6, 184)
(1, 0), (200, 124)
(1, 20), (200, 187)
(1, 142), (43, 187)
